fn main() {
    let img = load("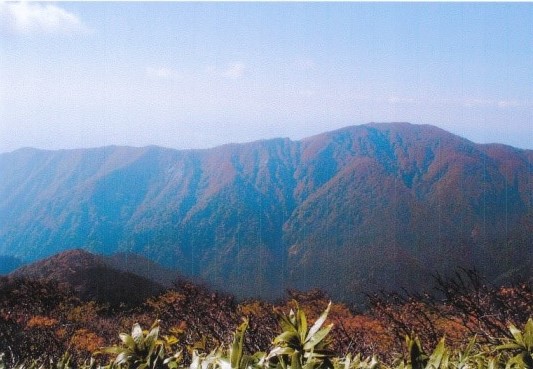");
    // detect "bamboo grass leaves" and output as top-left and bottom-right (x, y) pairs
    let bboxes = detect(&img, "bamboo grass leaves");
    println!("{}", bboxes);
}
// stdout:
(267, 302), (335, 369)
